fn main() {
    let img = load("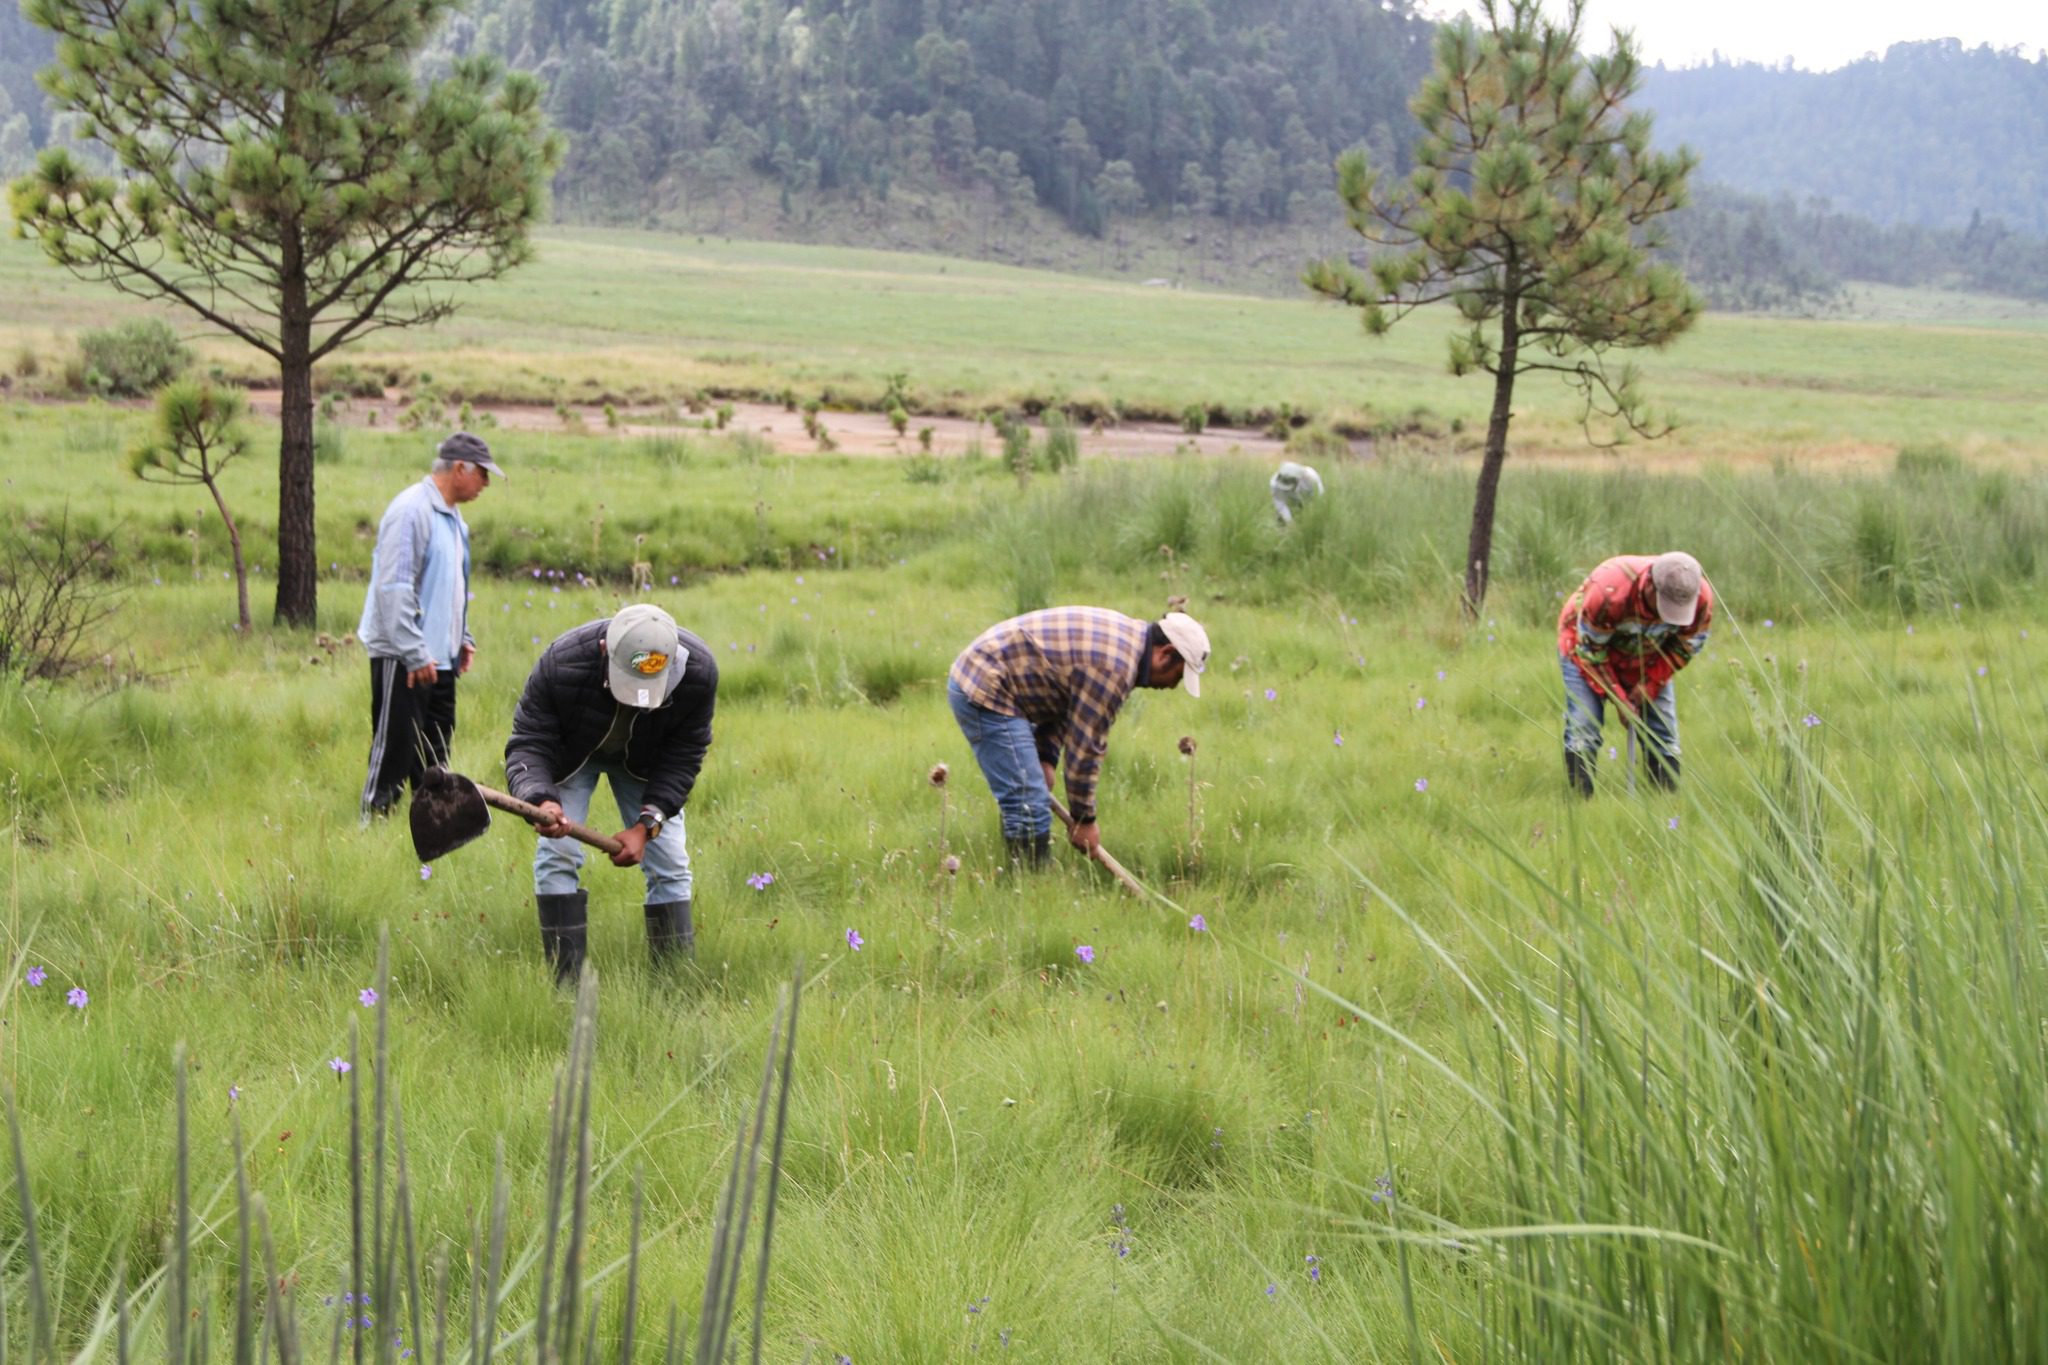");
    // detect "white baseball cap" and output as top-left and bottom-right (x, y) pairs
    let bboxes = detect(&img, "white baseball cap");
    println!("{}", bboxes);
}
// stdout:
(604, 604), (686, 707)
(1650, 552), (1704, 626)
(1158, 611), (1210, 697)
